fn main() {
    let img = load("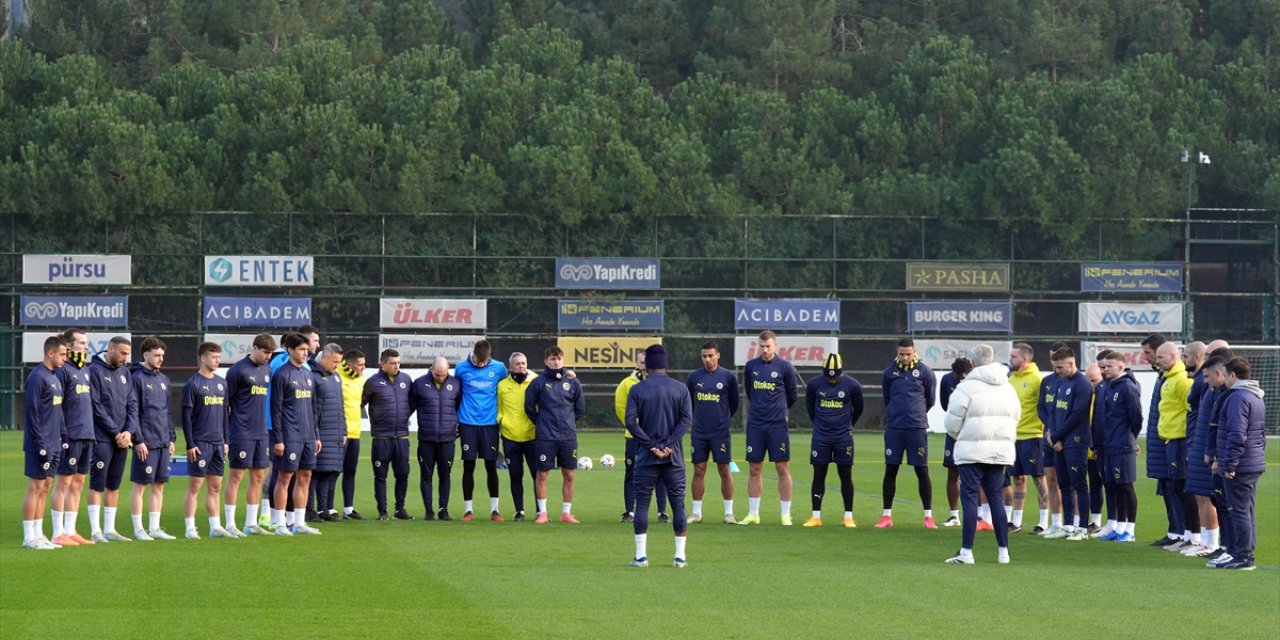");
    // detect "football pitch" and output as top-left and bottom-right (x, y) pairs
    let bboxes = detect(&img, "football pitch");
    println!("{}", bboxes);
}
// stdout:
(2, 431), (1276, 639)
